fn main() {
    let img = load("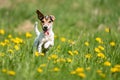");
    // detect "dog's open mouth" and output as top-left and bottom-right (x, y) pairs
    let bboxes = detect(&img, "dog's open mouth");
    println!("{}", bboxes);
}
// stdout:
(43, 29), (49, 35)
(44, 31), (49, 35)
